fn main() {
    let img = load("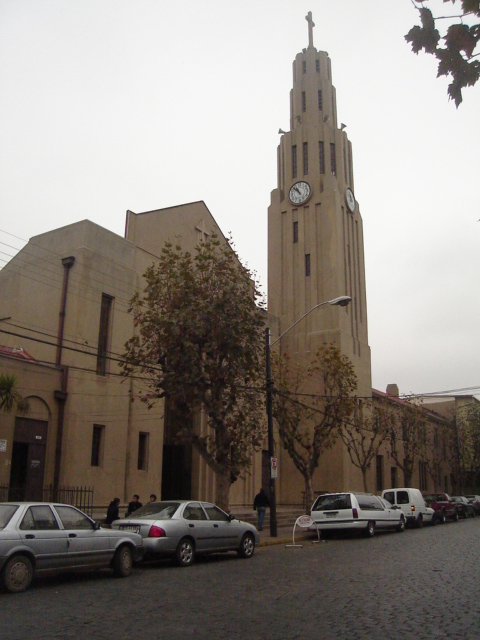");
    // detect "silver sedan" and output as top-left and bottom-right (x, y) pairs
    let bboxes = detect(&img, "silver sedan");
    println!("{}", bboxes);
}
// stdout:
(112, 500), (260, 566)
(0, 502), (143, 593)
